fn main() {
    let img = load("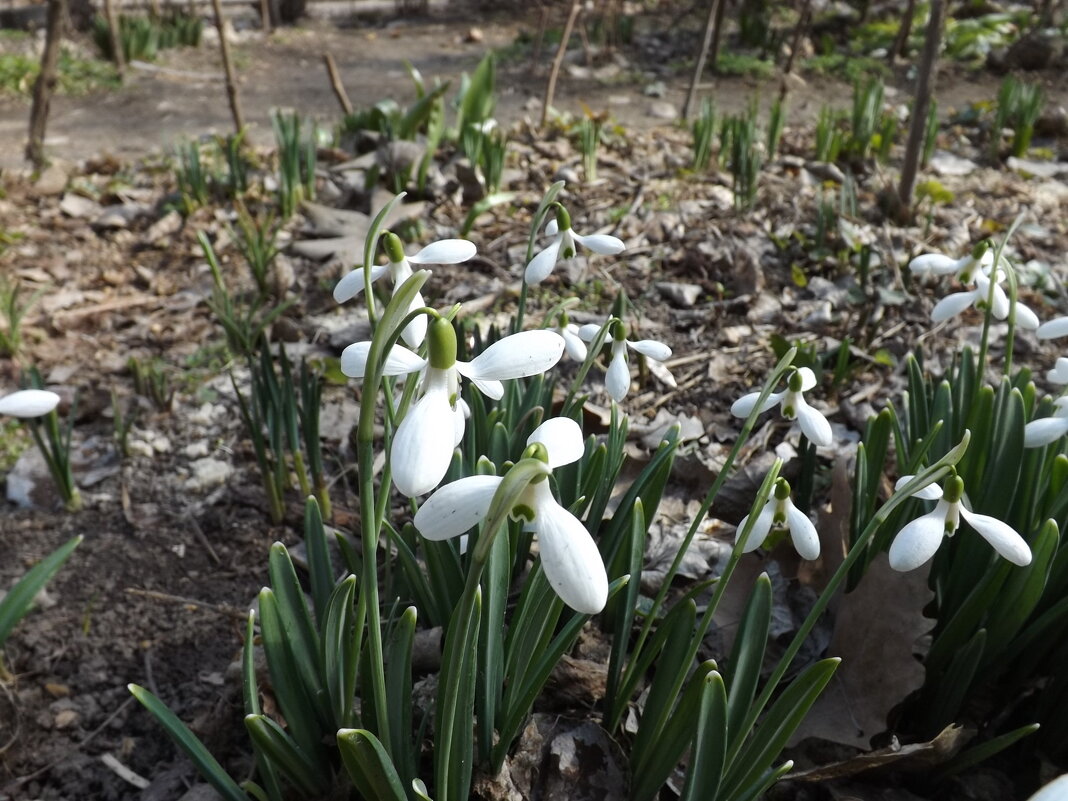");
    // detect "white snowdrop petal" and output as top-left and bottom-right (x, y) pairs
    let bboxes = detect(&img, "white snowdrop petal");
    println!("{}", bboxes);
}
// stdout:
(465, 330), (565, 380)
(894, 475), (944, 500)
(731, 391), (783, 419)
(1047, 358), (1068, 384)
(391, 388), (458, 497)
(737, 502), (776, 553)
(960, 508), (1031, 566)
(453, 400), (467, 447)
(796, 367), (818, 392)
(888, 505), (949, 571)
(410, 239), (477, 265)
(469, 376), (505, 401)
(909, 253), (959, 275)
(1027, 775), (1068, 801)
(400, 290), (429, 348)
(1014, 303), (1040, 331)
(0, 389), (61, 418)
(931, 291), (978, 322)
(785, 502), (821, 560)
(605, 347), (631, 402)
(545, 218), (559, 237)
(333, 264), (388, 302)
(562, 328), (588, 361)
(795, 397), (833, 447)
(340, 342), (426, 378)
(989, 283), (1011, 320)
(1037, 316), (1068, 340)
(577, 323), (604, 342)
(525, 239), (562, 284)
(528, 417), (585, 468)
(571, 232), (625, 255)
(533, 491), (608, 614)
(1024, 417), (1068, 448)
(414, 475), (502, 541)
(628, 339), (672, 361)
